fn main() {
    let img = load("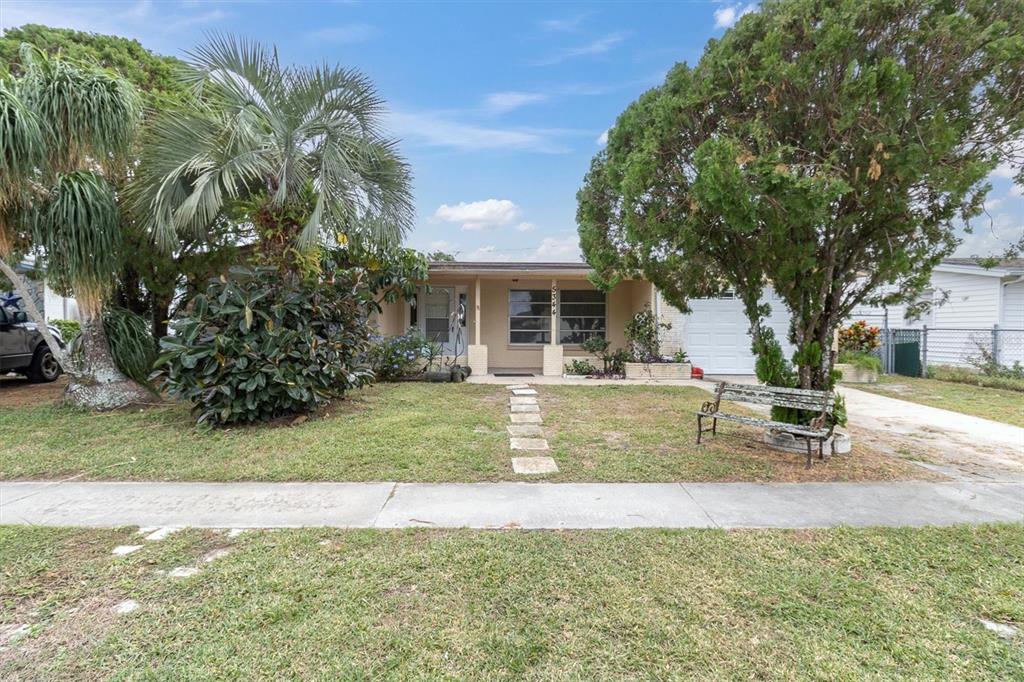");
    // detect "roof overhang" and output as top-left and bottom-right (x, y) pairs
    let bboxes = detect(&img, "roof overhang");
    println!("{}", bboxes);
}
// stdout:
(427, 261), (595, 278)
(934, 263), (1024, 277)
